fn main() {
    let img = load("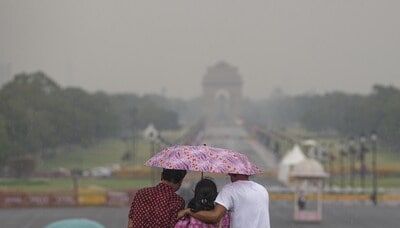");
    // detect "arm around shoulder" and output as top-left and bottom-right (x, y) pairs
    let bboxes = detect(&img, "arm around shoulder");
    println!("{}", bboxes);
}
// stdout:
(127, 219), (134, 228)
(190, 203), (227, 224)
